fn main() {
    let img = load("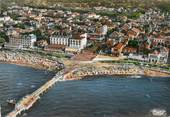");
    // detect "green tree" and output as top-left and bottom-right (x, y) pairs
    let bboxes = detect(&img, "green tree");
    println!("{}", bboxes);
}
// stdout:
(15, 23), (25, 29)
(32, 29), (43, 41)
(128, 12), (143, 19)
(128, 40), (139, 48)
(157, 2), (170, 13)
(0, 32), (9, 42)
(0, 37), (5, 43)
